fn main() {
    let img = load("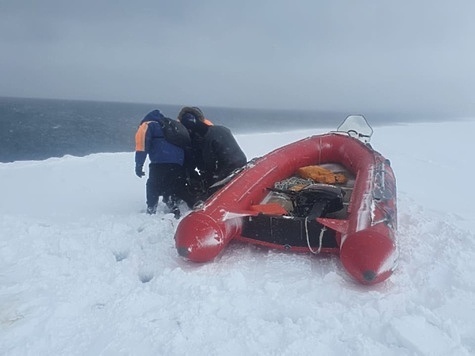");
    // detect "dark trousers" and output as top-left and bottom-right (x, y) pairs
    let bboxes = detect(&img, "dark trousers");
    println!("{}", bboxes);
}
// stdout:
(146, 163), (196, 209)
